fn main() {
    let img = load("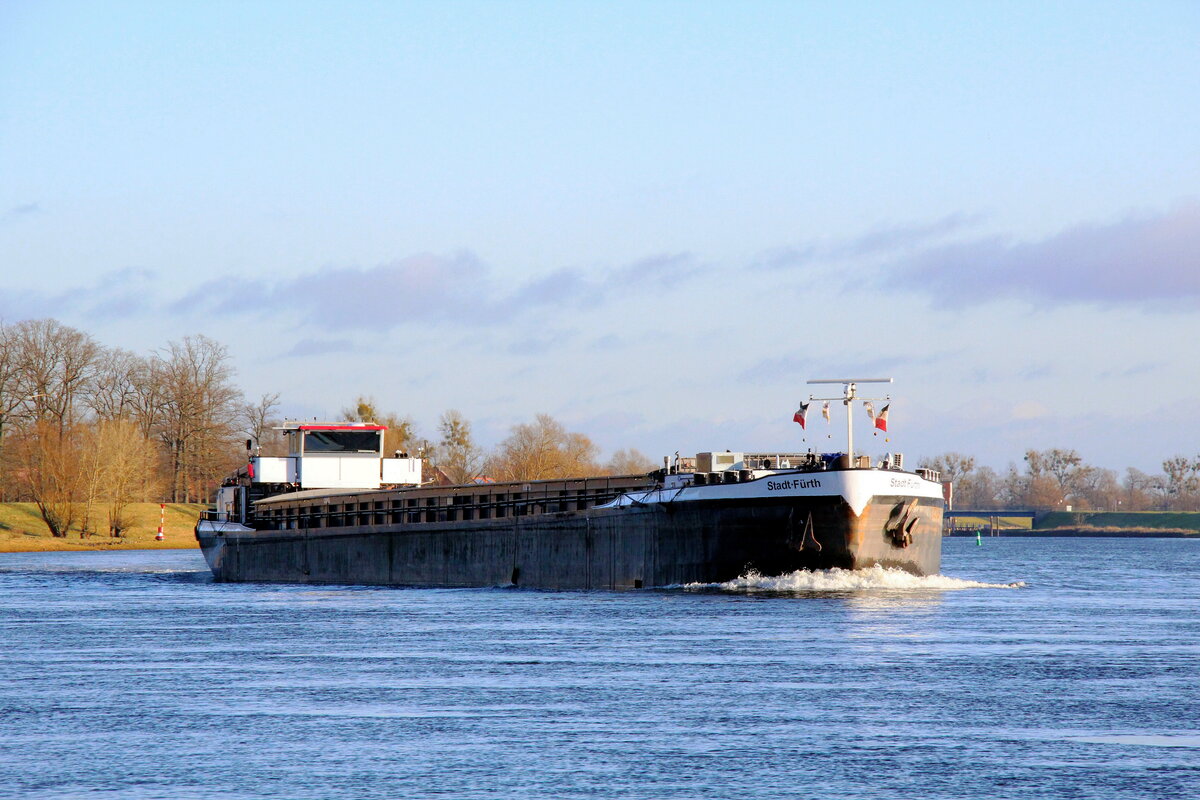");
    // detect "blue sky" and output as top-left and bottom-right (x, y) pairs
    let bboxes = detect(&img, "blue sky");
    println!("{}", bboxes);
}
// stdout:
(2, 1), (1199, 471)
